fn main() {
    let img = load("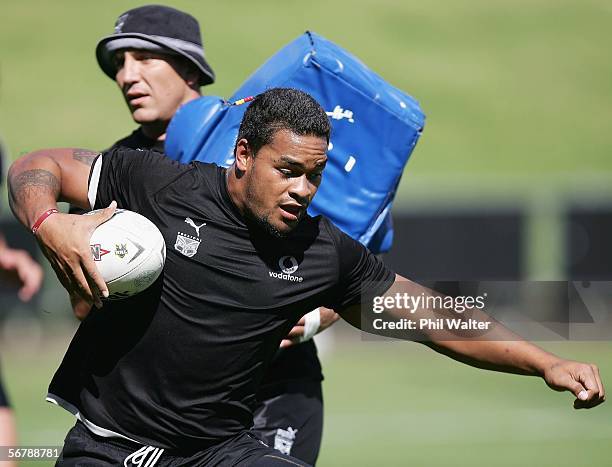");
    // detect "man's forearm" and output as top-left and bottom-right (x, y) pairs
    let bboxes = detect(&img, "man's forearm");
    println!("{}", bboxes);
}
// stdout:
(424, 332), (561, 377)
(8, 148), (113, 307)
(390, 276), (561, 377)
(8, 151), (63, 228)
